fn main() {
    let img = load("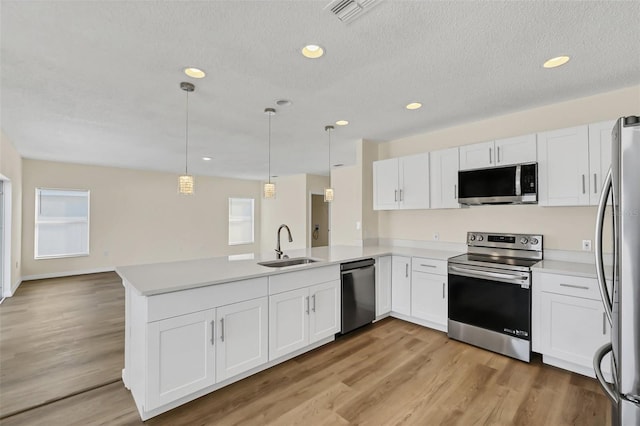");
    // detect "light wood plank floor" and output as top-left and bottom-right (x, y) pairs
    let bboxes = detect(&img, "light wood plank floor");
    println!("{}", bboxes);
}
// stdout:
(0, 273), (611, 425)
